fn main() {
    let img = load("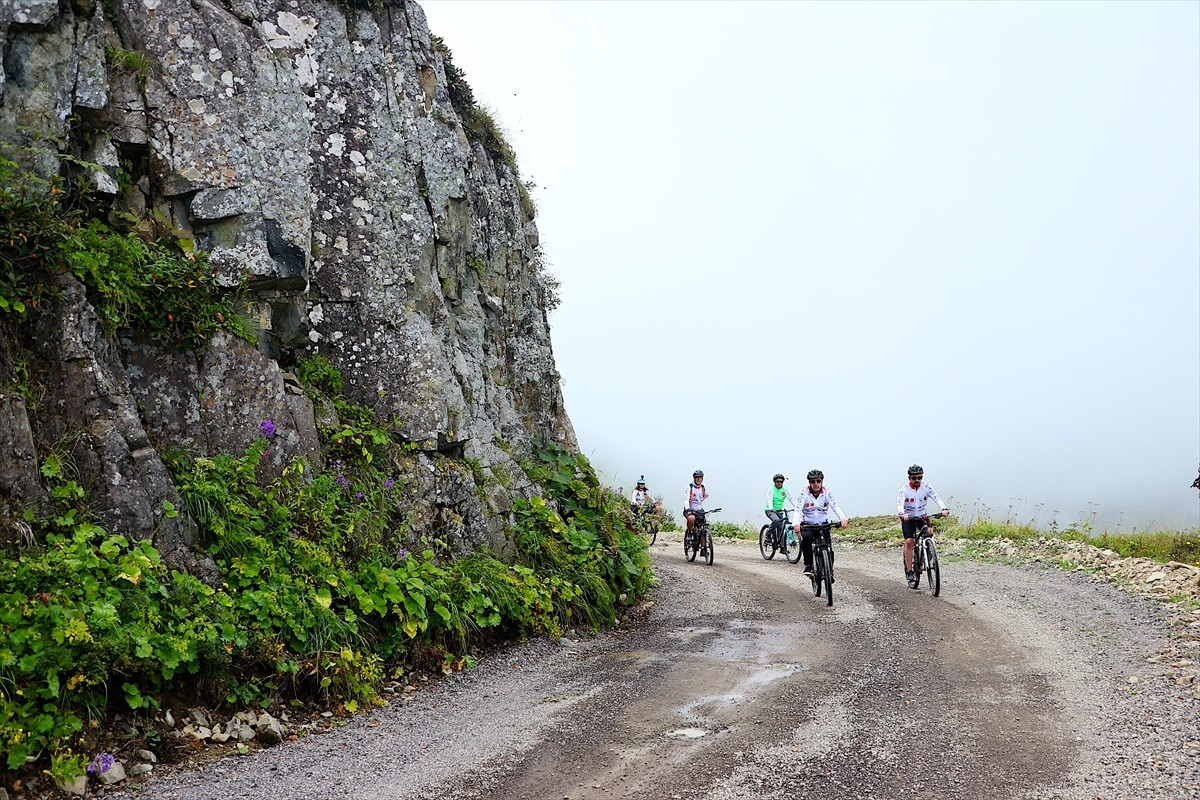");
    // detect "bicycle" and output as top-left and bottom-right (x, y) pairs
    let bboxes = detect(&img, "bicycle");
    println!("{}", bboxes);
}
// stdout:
(683, 508), (720, 566)
(800, 523), (835, 606)
(759, 509), (801, 564)
(906, 515), (943, 596)
(632, 502), (660, 545)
